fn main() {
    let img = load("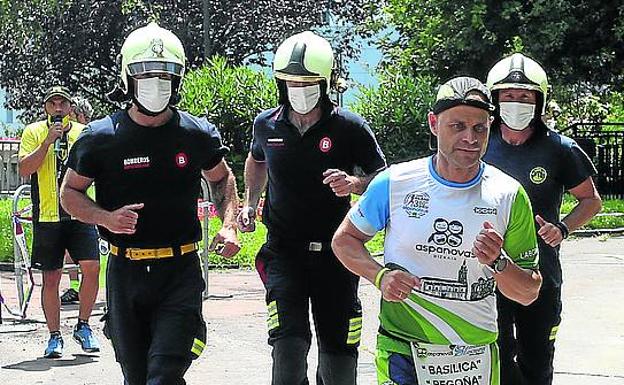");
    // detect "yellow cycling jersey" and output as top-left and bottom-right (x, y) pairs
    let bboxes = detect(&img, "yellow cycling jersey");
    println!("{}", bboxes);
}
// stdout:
(19, 120), (86, 222)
